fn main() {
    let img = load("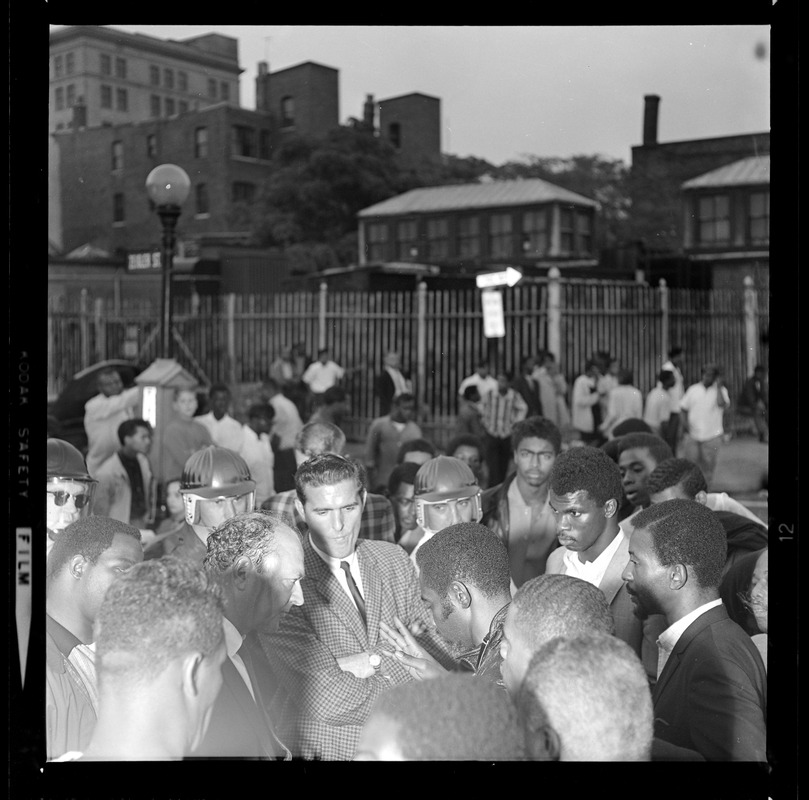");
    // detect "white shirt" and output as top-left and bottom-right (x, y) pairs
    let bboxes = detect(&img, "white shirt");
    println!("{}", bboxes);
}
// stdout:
(561, 530), (625, 588)
(656, 598), (723, 678)
(302, 361), (345, 394)
(458, 373), (498, 398)
(661, 360), (685, 414)
(196, 412), (245, 452)
(268, 394), (304, 450)
(644, 384), (672, 433)
(238, 426), (275, 506)
(385, 366), (411, 397)
(223, 616), (256, 702)
(309, 535), (366, 611)
(83, 386), (141, 477)
(680, 382), (729, 442)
